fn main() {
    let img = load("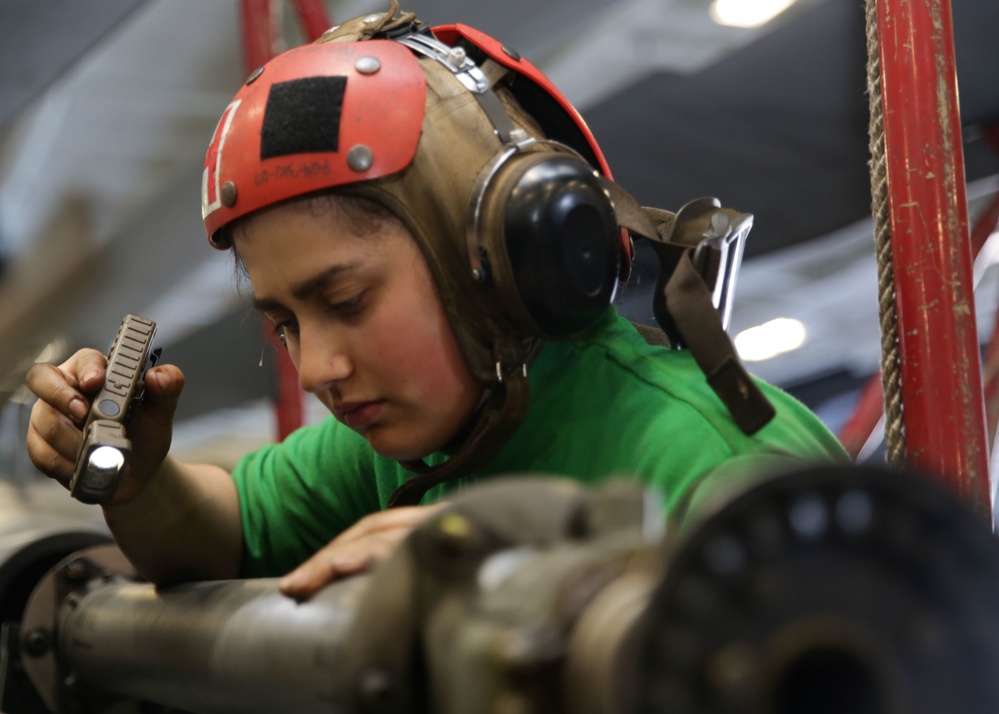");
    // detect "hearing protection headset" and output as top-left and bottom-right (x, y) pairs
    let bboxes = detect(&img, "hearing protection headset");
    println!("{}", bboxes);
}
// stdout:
(405, 25), (627, 340)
